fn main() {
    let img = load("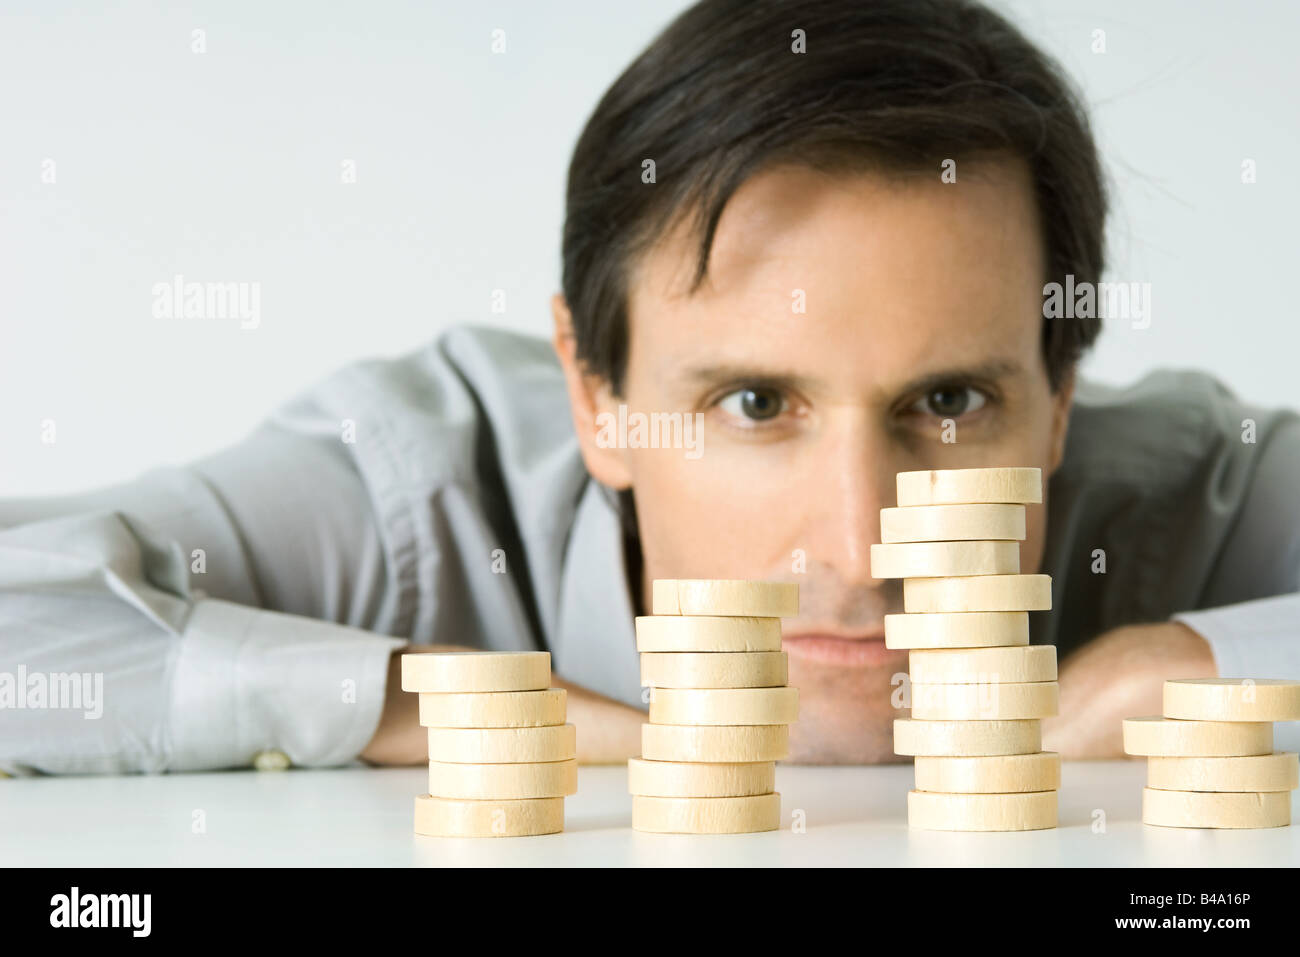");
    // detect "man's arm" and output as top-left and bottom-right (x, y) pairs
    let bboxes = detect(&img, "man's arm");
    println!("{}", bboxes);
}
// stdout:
(1043, 620), (1216, 759)
(360, 645), (644, 766)
(0, 506), (406, 775)
(1046, 399), (1300, 759)
(2, 332), (639, 775)
(0, 357), (430, 775)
